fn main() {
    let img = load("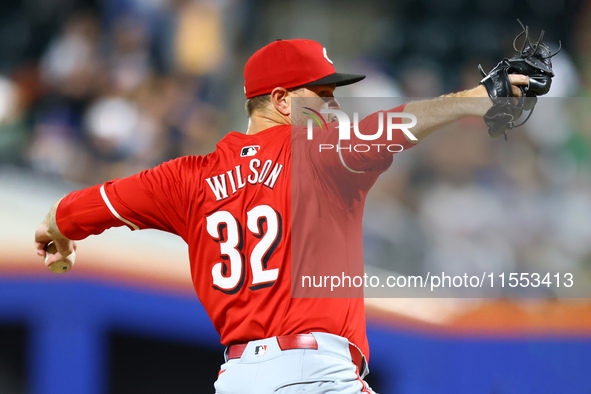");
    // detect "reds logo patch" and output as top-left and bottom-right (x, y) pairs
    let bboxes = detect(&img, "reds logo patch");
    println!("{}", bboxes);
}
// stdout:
(254, 345), (267, 356)
(323, 47), (333, 64)
(241, 145), (260, 157)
